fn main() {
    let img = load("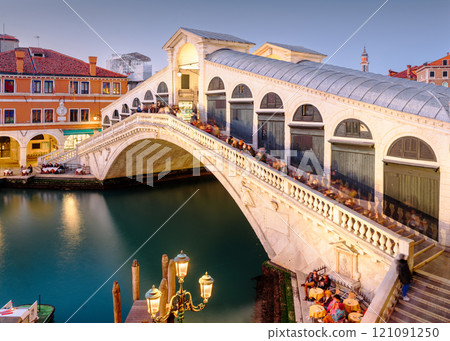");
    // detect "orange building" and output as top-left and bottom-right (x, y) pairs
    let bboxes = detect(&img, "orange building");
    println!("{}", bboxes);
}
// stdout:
(415, 52), (450, 87)
(389, 52), (450, 87)
(0, 44), (127, 167)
